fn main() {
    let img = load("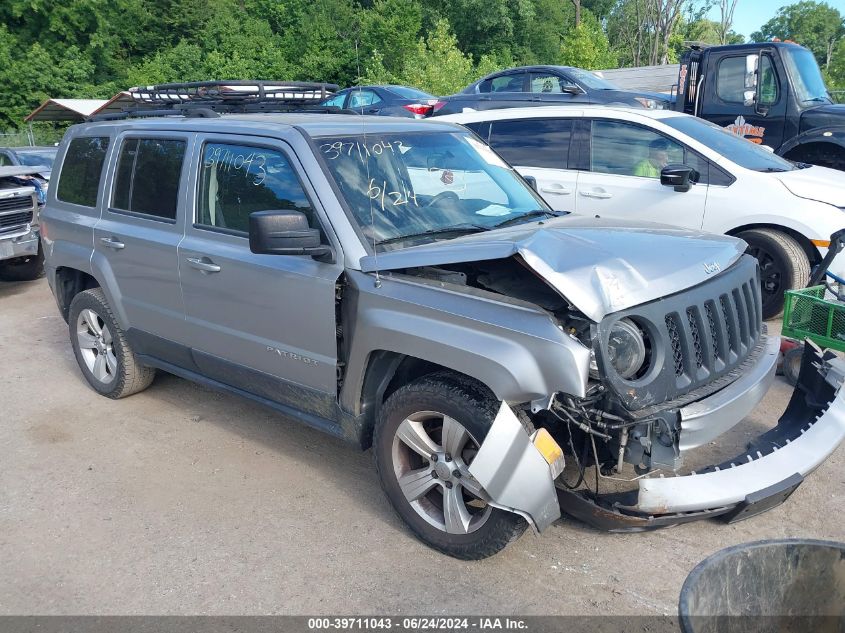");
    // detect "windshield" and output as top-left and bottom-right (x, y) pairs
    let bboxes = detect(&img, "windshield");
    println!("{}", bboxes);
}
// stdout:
(17, 150), (56, 168)
(318, 131), (549, 250)
(387, 86), (435, 100)
(568, 68), (618, 90)
(782, 47), (830, 105)
(662, 116), (796, 172)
